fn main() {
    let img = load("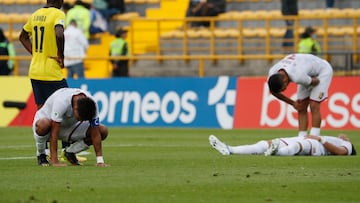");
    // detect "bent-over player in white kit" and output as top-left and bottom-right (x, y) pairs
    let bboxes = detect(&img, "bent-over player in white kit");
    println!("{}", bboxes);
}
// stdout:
(209, 134), (356, 156)
(33, 88), (109, 167)
(267, 54), (333, 137)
